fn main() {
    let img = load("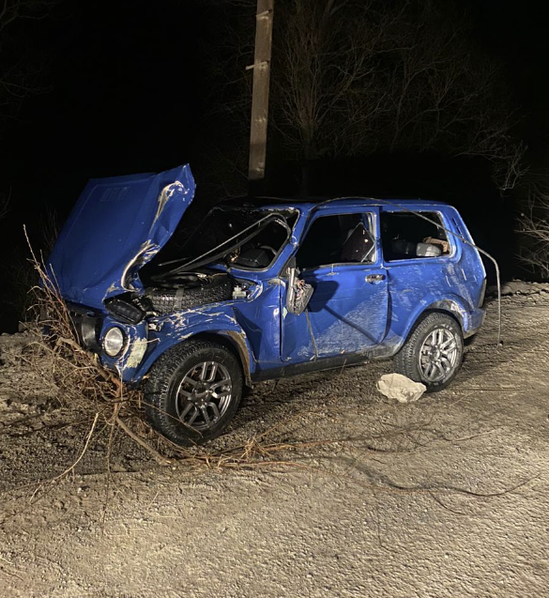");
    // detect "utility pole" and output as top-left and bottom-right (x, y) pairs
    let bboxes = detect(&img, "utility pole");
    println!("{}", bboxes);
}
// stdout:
(247, 0), (274, 194)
